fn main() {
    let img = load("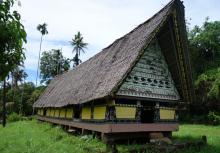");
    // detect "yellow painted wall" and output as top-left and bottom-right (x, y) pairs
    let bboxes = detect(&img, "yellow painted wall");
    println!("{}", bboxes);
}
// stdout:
(50, 109), (55, 117)
(93, 106), (106, 120)
(60, 109), (66, 118)
(46, 108), (50, 116)
(82, 107), (91, 119)
(160, 108), (175, 120)
(40, 109), (43, 115)
(55, 109), (60, 117)
(66, 108), (73, 119)
(37, 109), (41, 115)
(115, 106), (136, 119)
